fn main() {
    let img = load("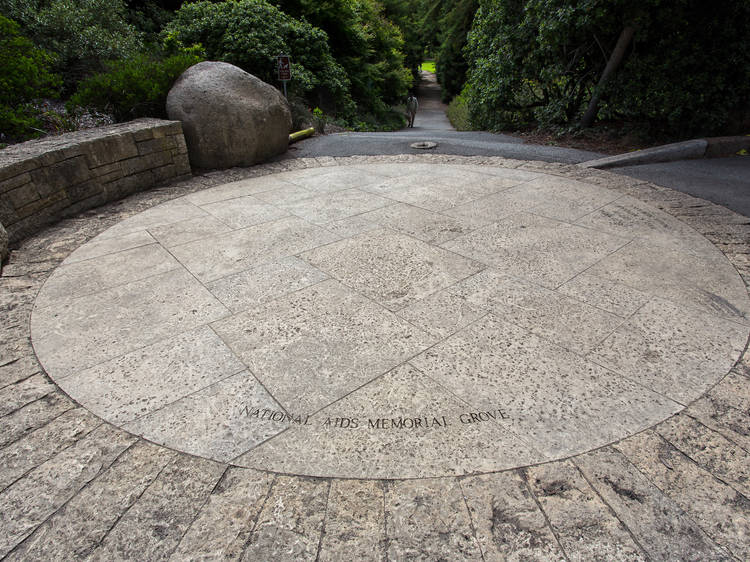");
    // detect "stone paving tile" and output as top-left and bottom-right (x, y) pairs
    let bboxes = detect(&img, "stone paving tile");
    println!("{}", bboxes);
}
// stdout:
(0, 373), (56, 416)
(168, 216), (340, 283)
(574, 447), (732, 561)
(0, 424), (136, 558)
(460, 470), (566, 560)
(125, 371), (288, 463)
(0, 352), (41, 389)
(450, 269), (625, 355)
(359, 202), (485, 244)
(517, 176), (623, 223)
(61, 229), (156, 265)
(184, 176), (299, 206)
(685, 371), (750, 451)
(280, 165), (390, 194)
(590, 298), (748, 404)
(301, 228), (484, 311)
(97, 198), (208, 240)
(320, 214), (380, 238)
(31, 268), (230, 378)
(362, 173), (505, 213)
(440, 185), (542, 226)
(206, 256), (329, 313)
(384, 478), (483, 560)
(317, 480), (386, 562)
(576, 195), (713, 245)
(586, 238), (750, 324)
(199, 194), (290, 229)
(5, 441), (176, 561)
(241, 475), (329, 561)
(252, 182), (317, 206)
(557, 272), (652, 318)
(87, 454), (225, 561)
(442, 211), (630, 289)
(170, 467), (273, 560)
(410, 315), (681, 459)
(212, 280), (434, 416)
(0, 408), (101, 491)
(395, 288), (488, 340)
(282, 188), (393, 225)
(655, 414), (750, 498)
(60, 325), (246, 425)
(616, 430), (750, 560)
(524, 461), (646, 560)
(147, 214), (232, 248)
(0, 391), (74, 449)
